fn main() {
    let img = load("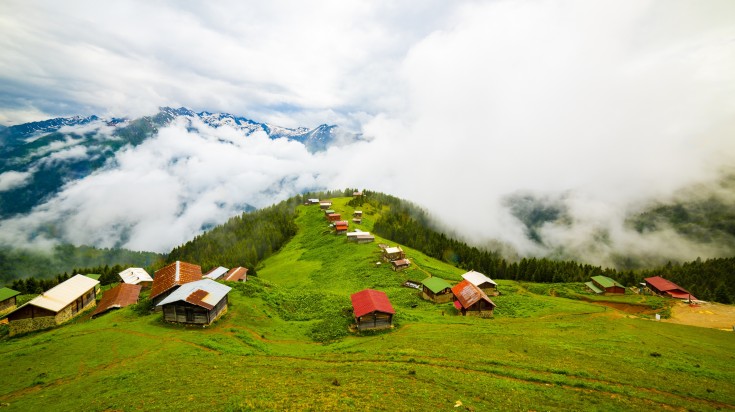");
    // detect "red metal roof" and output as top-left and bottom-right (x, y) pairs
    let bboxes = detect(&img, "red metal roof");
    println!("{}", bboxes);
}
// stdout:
(92, 283), (142, 317)
(150, 261), (203, 299)
(351, 289), (395, 318)
(452, 280), (495, 309)
(644, 276), (694, 298)
(223, 267), (248, 282)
